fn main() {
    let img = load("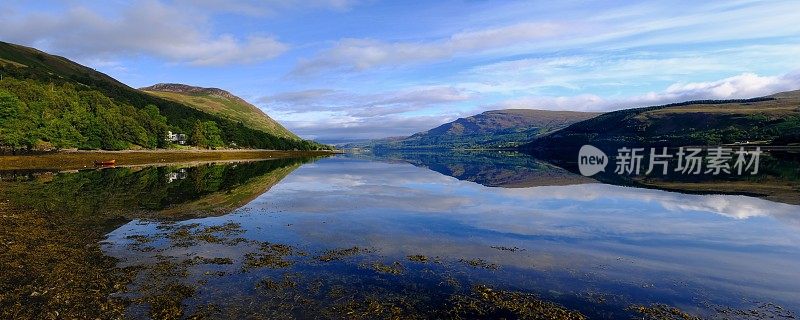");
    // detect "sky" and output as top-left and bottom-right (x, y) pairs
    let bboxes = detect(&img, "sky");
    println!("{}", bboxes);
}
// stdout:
(2, 0), (800, 142)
